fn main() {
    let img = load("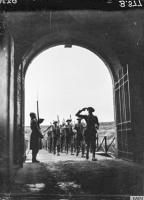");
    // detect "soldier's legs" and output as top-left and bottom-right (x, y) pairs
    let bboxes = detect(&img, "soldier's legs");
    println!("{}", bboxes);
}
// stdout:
(76, 146), (80, 156)
(62, 138), (65, 153)
(74, 137), (76, 153)
(57, 145), (60, 156)
(76, 139), (80, 156)
(60, 141), (62, 152)
(70, 138), (74, 155)
(86, 145), (89, 159)
(70, 141), (73, 155)
(86, 139), (90, 160)
(53, 137), (56, 154)
(56, 138), (60, 156)
(65, 143), (67, 153)
(66, 144), (68, 154)
(49, 138), (52, 153)
(65, 138), (69, 154)
(81, 140), (85, 157)
(48, 138), (50, 152)
(71, 144), (74, 155)
(91, 136), (97, 161)
(32, 149), (39, 162)
(46, 140), (48, 150)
